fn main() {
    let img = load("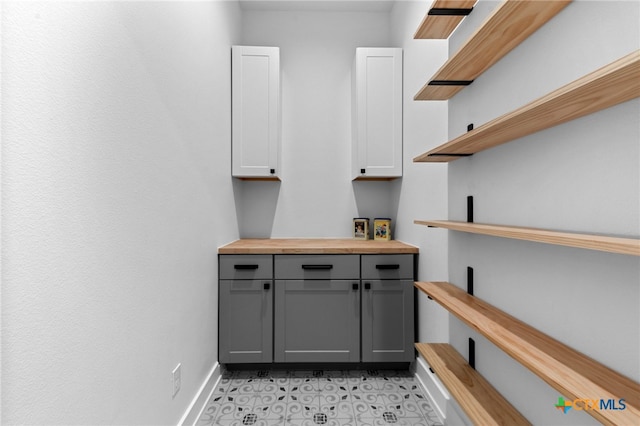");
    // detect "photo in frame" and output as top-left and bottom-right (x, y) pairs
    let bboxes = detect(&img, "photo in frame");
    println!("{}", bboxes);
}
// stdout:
(353, 218), (369, 240)
(373, 218), (391, 241)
